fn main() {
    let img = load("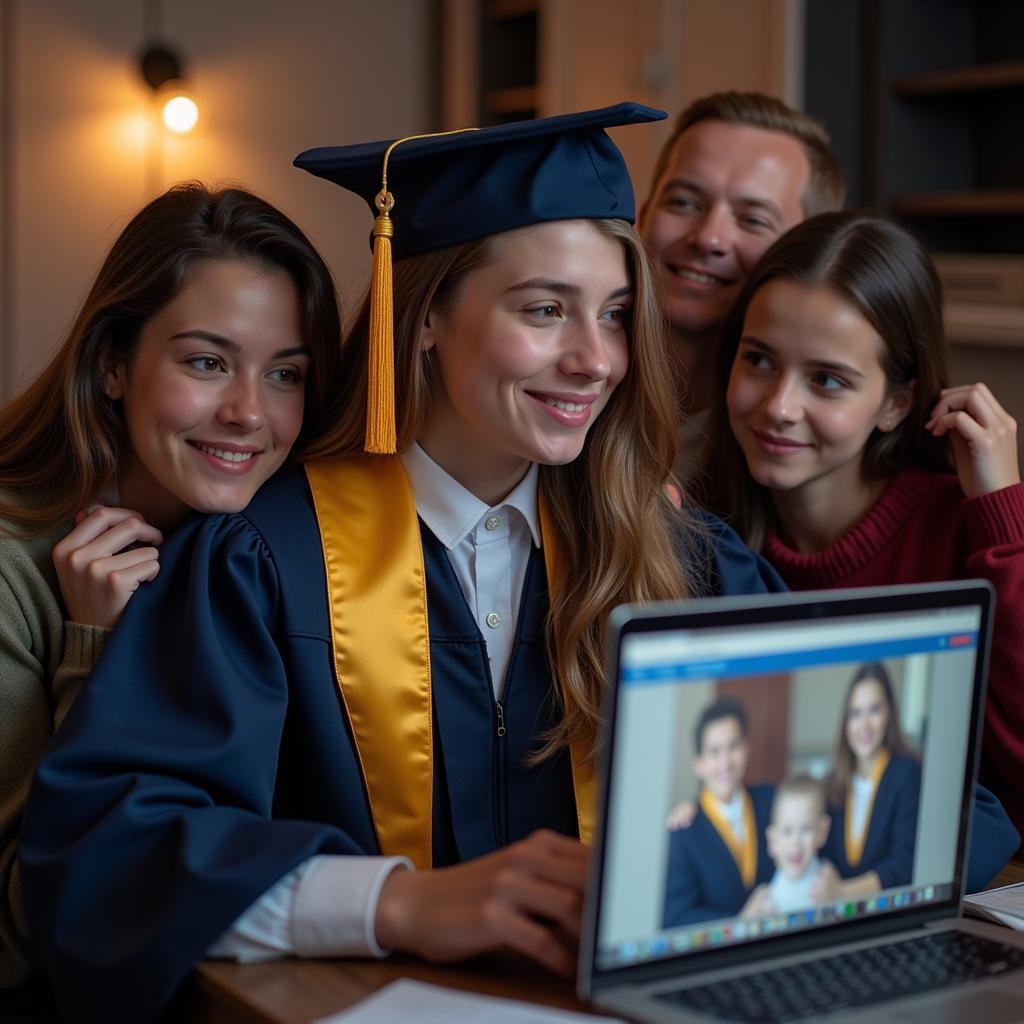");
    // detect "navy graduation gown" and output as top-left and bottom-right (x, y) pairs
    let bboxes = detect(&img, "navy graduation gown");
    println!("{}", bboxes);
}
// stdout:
(822, 755), (1017, 894)
(19, 466), (784, 1023)
(662, 783), (775, 927)
(824, 754), (921, 889)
